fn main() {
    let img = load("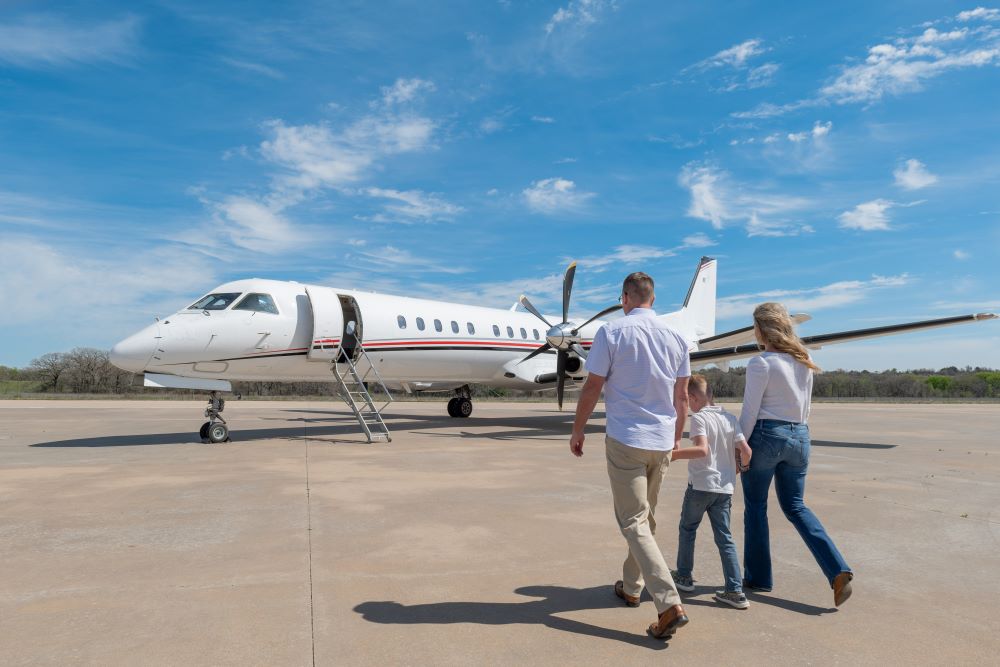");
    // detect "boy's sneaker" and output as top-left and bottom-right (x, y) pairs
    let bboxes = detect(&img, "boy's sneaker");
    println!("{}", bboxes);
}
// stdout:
(670, 570), (696, 592)
(714, 590), (749, 609)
